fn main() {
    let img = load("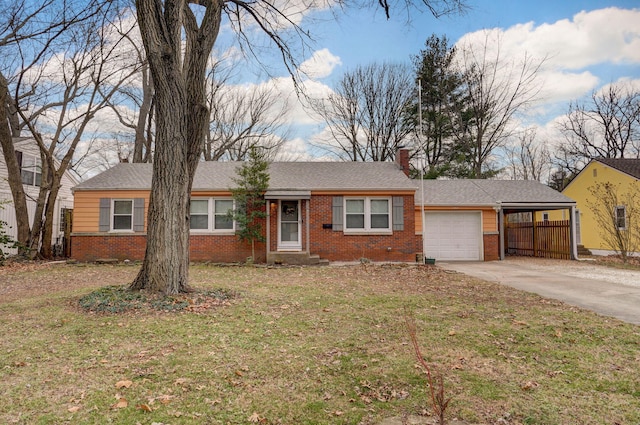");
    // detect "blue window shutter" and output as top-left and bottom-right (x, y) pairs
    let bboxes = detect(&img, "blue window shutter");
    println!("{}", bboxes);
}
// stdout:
(133, 198), (145, 232)
(392, 196), (404, 231)
(99, 198), (110, 232)
(332, 196), (343, 231)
